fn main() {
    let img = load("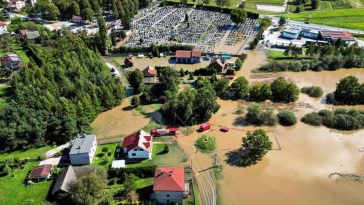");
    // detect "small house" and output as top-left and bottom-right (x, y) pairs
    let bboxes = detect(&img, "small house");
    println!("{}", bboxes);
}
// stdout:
(1, 53), (21, 69)
(124, 56), (133, 68)
(122, 130), (153, 159)
(71, 16), (86, 24)
(175, 49), (201, 64)
(29, 164), (52, 181)
(0, 21), (8, 35)
(153, 167), (188, 204)
(143, 66), (158, 84)
(208, 57), (227, 73)
(69, 134), (97, 165)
